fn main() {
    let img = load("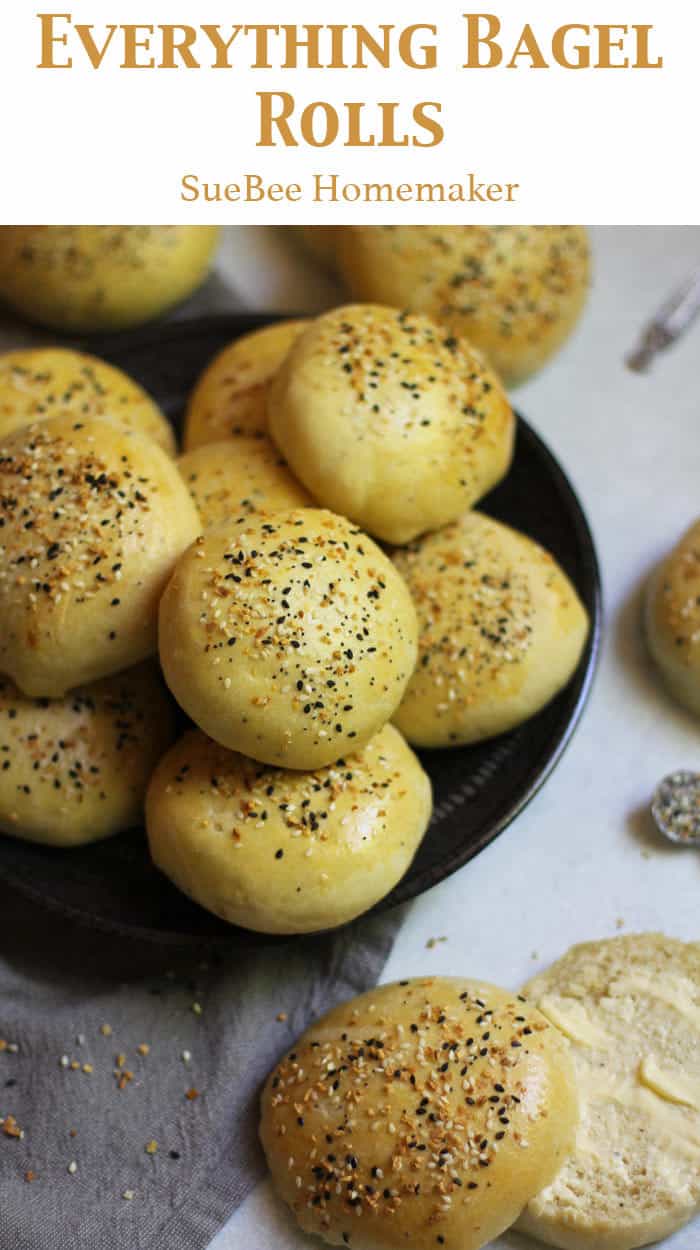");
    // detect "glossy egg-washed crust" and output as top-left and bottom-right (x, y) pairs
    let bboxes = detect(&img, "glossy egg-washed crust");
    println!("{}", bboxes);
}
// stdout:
(158, 508), (418, 770)
(269, 305), (514, 545)
(183, 319), (309, 448)
(645, 518), (700, 717)
(0, 225), (220, 333)
(392, 513), (589, 748)
(301, 226), (590, 388)
(177, 436), (312, 532)
(0, 415), (200, 698)
(0, 348), (177, 455)
(260, 977), (579, 1250)
(147, 724), (432, 933)
(0, 662), (176, 847)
